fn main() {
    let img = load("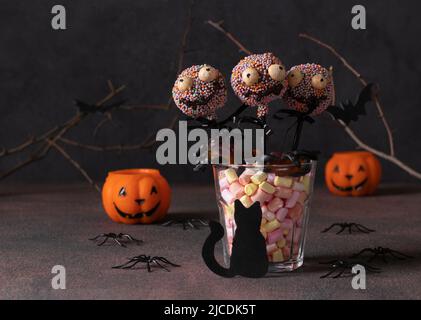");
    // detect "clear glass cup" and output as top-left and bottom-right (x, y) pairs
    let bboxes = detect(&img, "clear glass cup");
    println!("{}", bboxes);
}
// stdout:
(212, 161), (317, 273)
